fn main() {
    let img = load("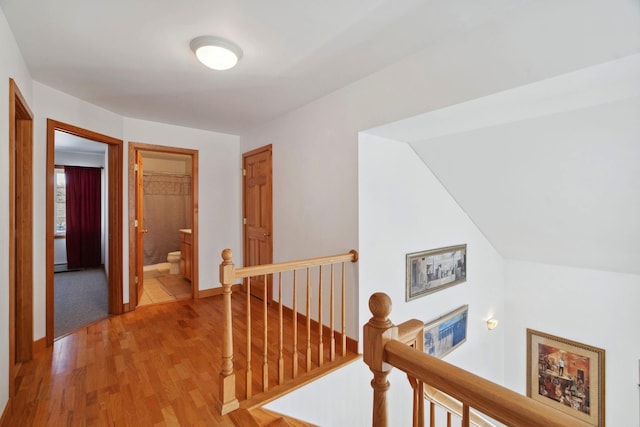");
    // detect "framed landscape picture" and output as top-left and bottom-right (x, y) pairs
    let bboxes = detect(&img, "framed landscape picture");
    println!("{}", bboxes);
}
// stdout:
(406, 244), (467, 301)
(526, 329), (605, 426)
(423, 305), (468, 359)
